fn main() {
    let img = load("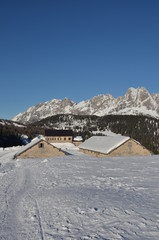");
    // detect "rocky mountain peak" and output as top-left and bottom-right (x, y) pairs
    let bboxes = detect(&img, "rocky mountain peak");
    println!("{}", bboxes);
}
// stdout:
(12, 87), (159, 123)
(125, 87), (137, 100)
